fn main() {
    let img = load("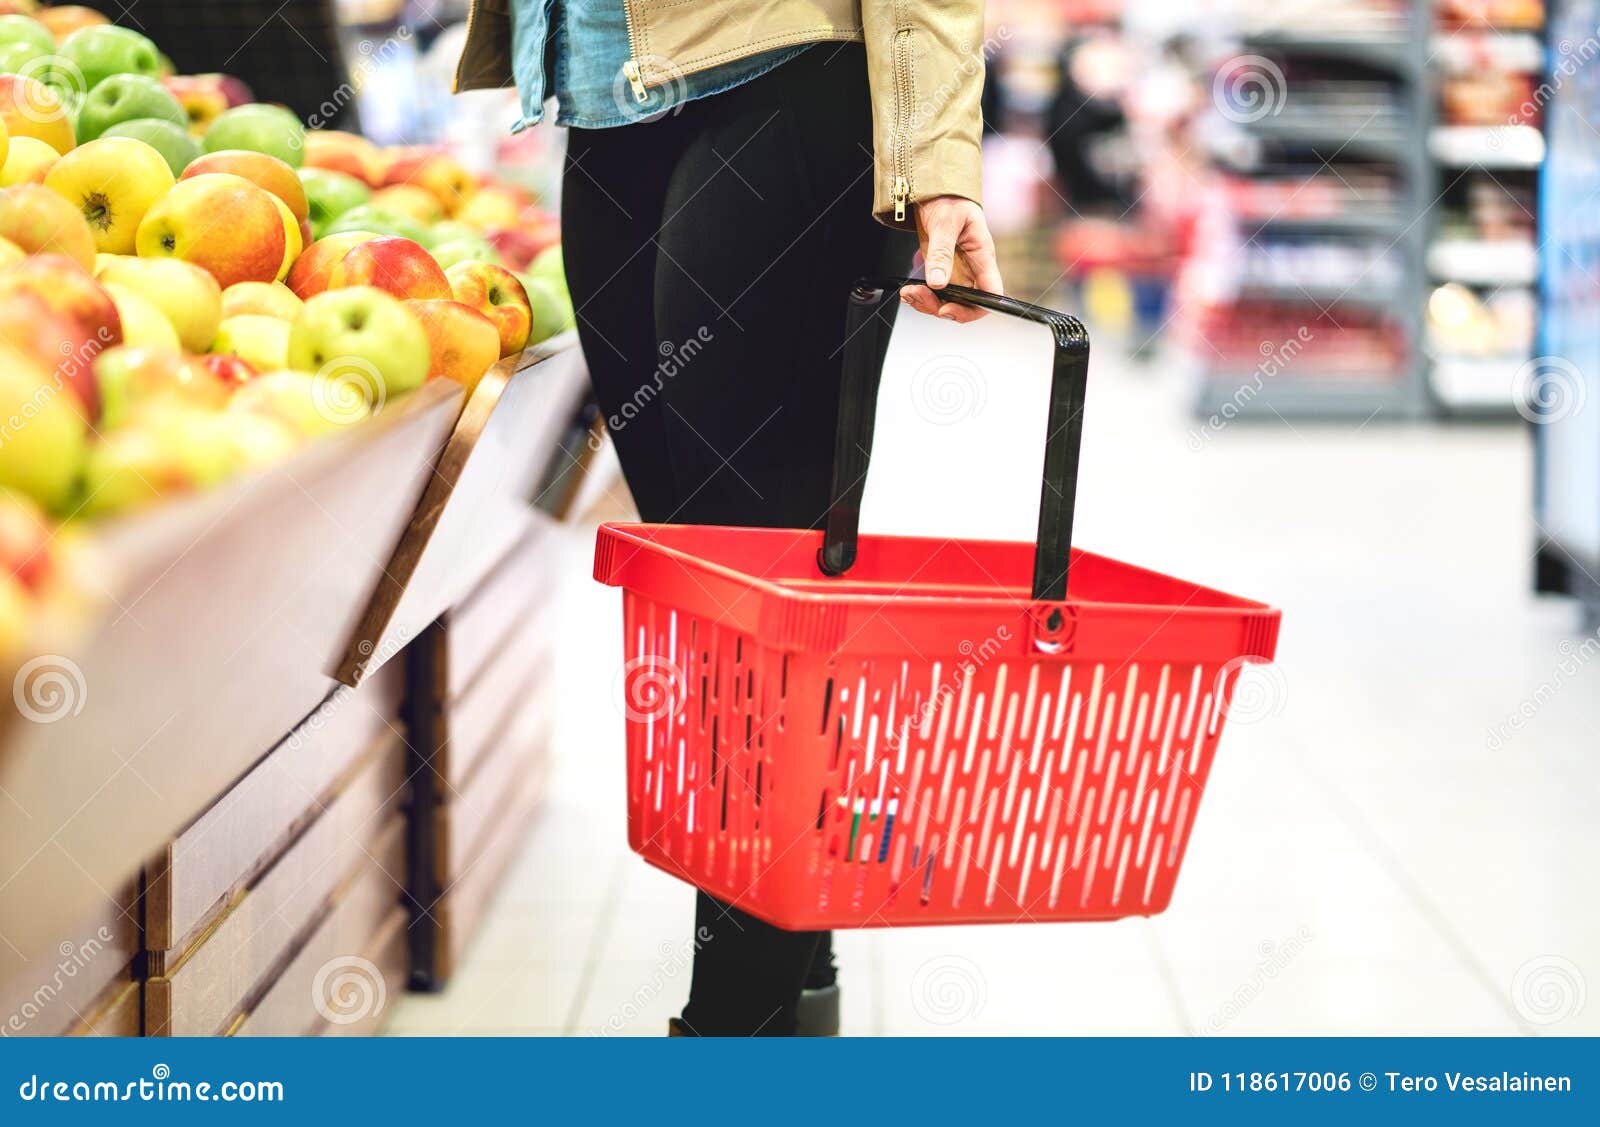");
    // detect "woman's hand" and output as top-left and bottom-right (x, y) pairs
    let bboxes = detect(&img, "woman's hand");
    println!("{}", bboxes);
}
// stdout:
(900, 195), (1004, 322)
